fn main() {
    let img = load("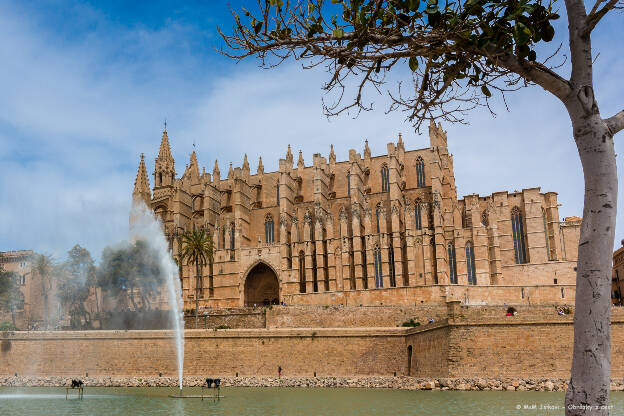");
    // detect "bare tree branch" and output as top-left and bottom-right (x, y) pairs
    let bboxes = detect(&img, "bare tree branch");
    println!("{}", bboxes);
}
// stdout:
(584, 0), (622, 36)
(606, 110), (624, 135)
